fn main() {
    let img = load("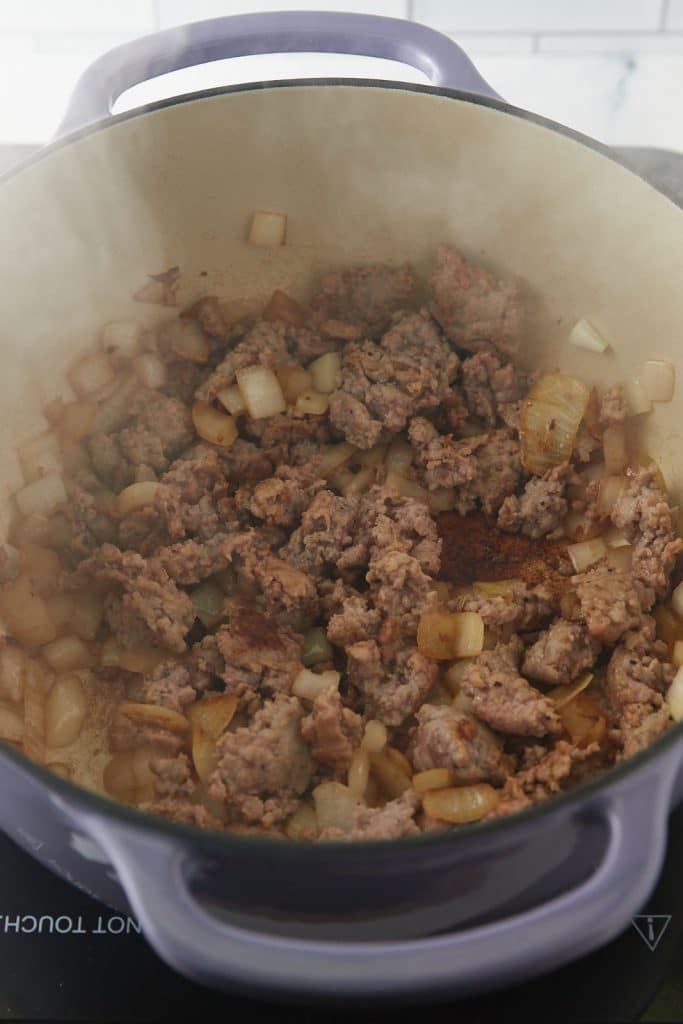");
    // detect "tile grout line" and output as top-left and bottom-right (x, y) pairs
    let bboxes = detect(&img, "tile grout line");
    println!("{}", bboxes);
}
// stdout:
(660, 0), (672, 31)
